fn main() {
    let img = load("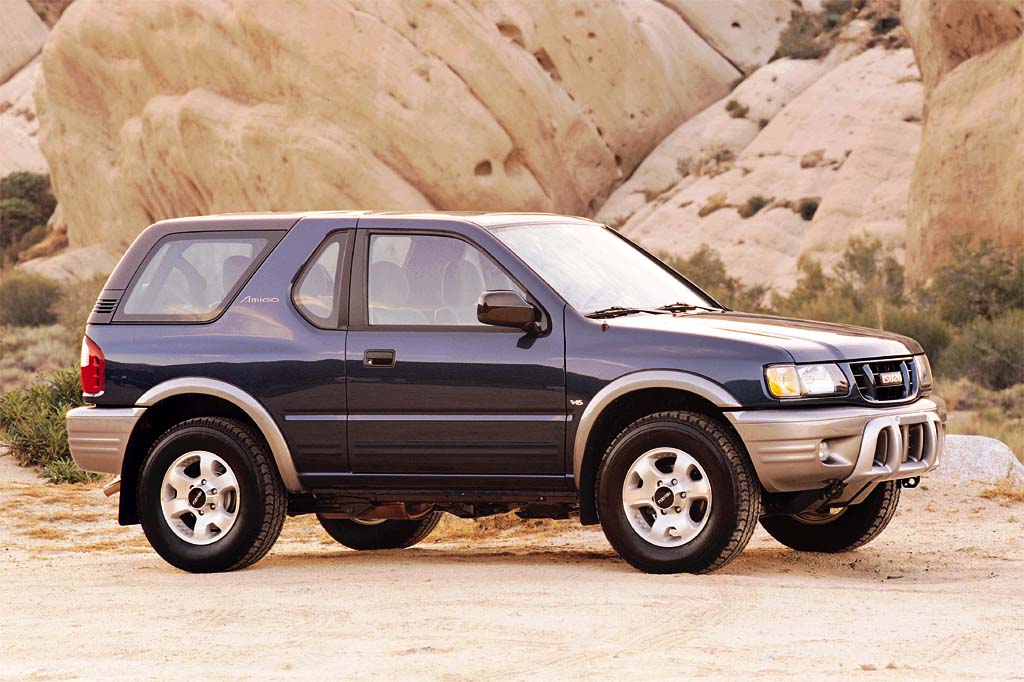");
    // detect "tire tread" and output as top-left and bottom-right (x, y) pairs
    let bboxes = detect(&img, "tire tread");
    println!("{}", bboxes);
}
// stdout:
(139, 416), (287, 572)
(597, 410), (761, 574)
